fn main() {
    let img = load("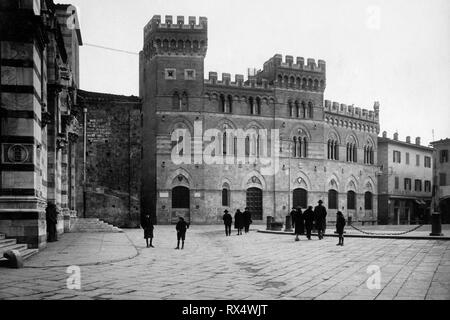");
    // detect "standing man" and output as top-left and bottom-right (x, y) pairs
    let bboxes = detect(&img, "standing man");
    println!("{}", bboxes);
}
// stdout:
(314, 200), (327, 240)
(234, 209), (244, 235)
(142, 214), (154, 248)
(46, 202), (58, 242)
(223, 210), (233, 237)
(243, 207), (252, 234)
(175, 217), (189, 250)
(303, 206), (314, 240)
(294, 207), (305, 241)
